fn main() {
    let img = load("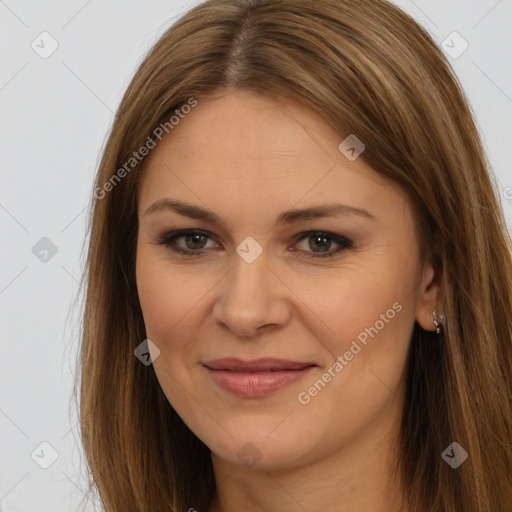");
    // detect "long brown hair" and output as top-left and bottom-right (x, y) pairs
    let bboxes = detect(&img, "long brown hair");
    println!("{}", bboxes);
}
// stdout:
(75, 0), (512, 510)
